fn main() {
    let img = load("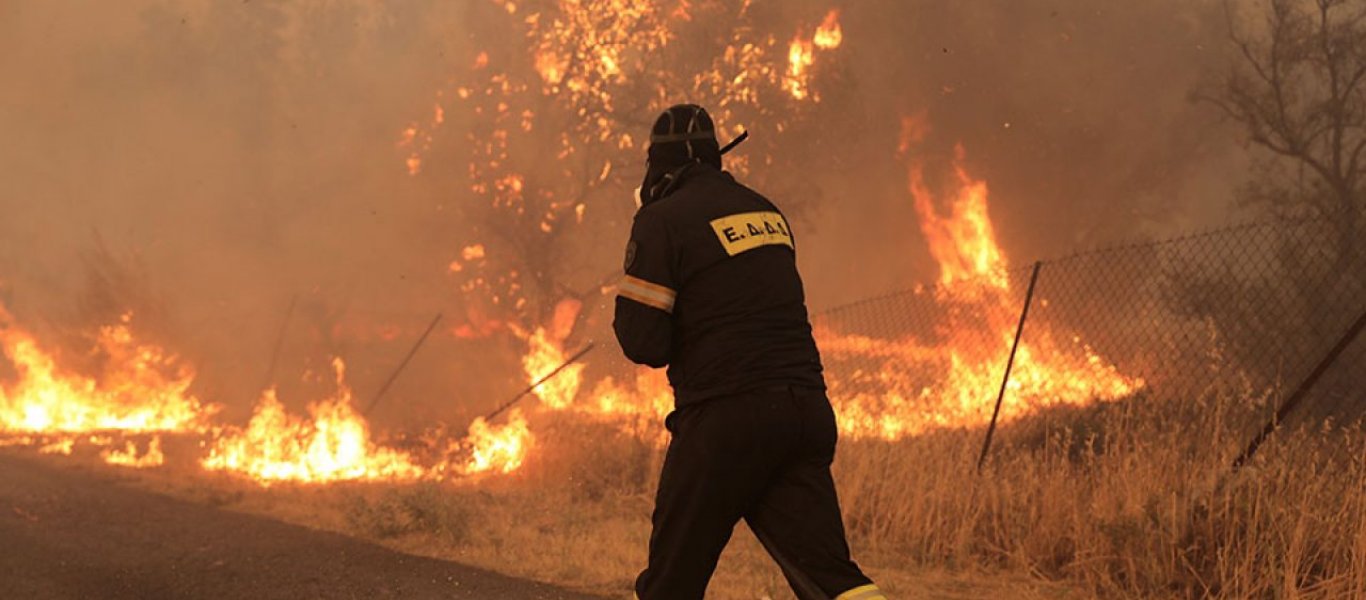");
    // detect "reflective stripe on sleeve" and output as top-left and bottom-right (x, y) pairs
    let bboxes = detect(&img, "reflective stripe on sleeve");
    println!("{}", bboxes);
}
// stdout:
(619, 275), (676, 313)
(835, 584), (887, 600)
